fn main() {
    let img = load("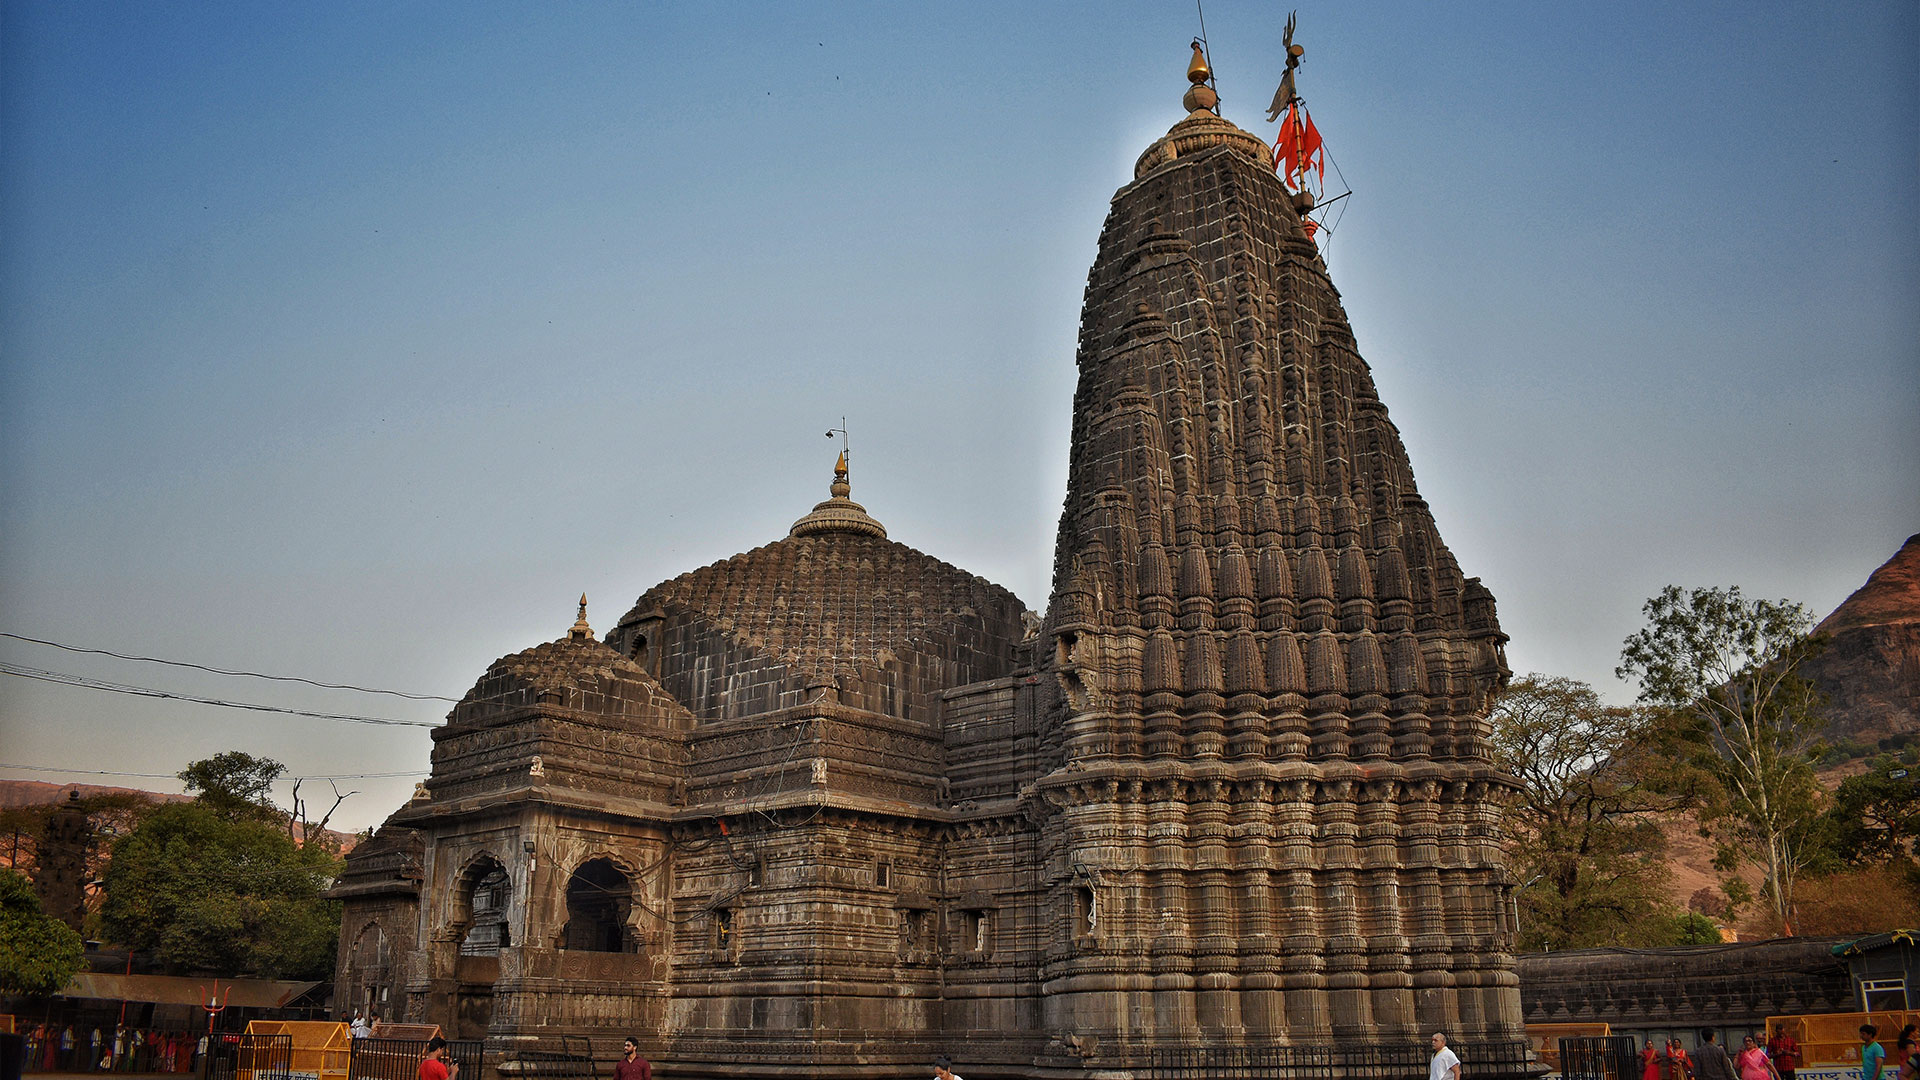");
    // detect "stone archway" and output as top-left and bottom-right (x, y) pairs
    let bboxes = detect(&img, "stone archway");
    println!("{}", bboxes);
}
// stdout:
(445, 854), (508, 1039)
(349, 922), (389, 1017)
(562, 858), (633, 953)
